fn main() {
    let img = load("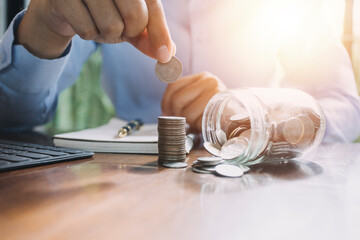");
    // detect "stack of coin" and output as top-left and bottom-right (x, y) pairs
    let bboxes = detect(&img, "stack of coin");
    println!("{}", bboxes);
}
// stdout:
(192, 156), (224, 174)
(155, 56), (183, 83)
(158, 116), (187, 168)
